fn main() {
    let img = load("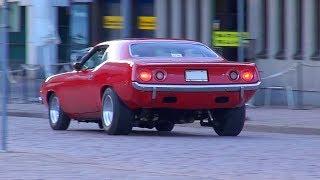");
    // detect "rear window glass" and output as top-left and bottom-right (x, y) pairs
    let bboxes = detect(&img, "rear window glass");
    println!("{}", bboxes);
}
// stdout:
(130, 42), (219, 58)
